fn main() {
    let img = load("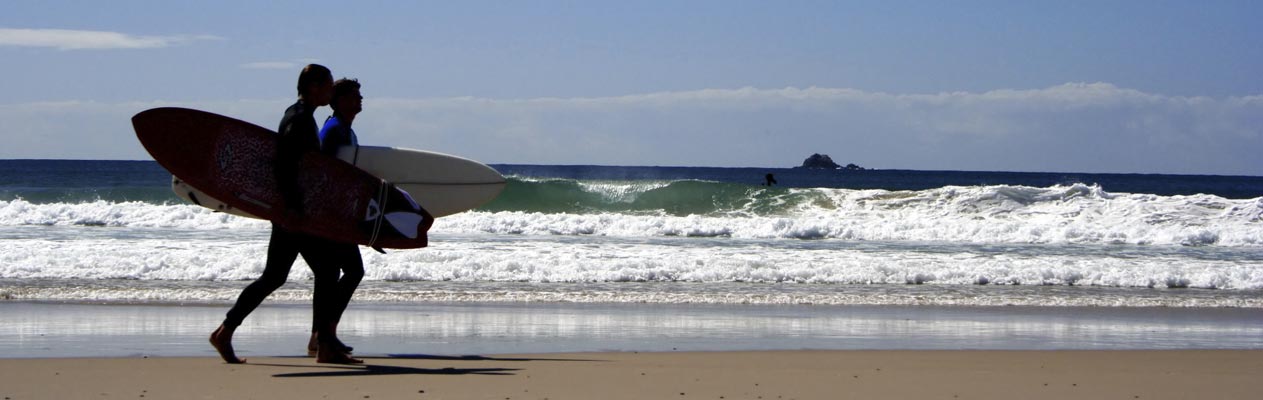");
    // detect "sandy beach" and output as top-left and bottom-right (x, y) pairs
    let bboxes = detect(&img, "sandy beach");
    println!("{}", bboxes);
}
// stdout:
(4, 301), (1262, 399)
(1, 350), (1258, 400)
